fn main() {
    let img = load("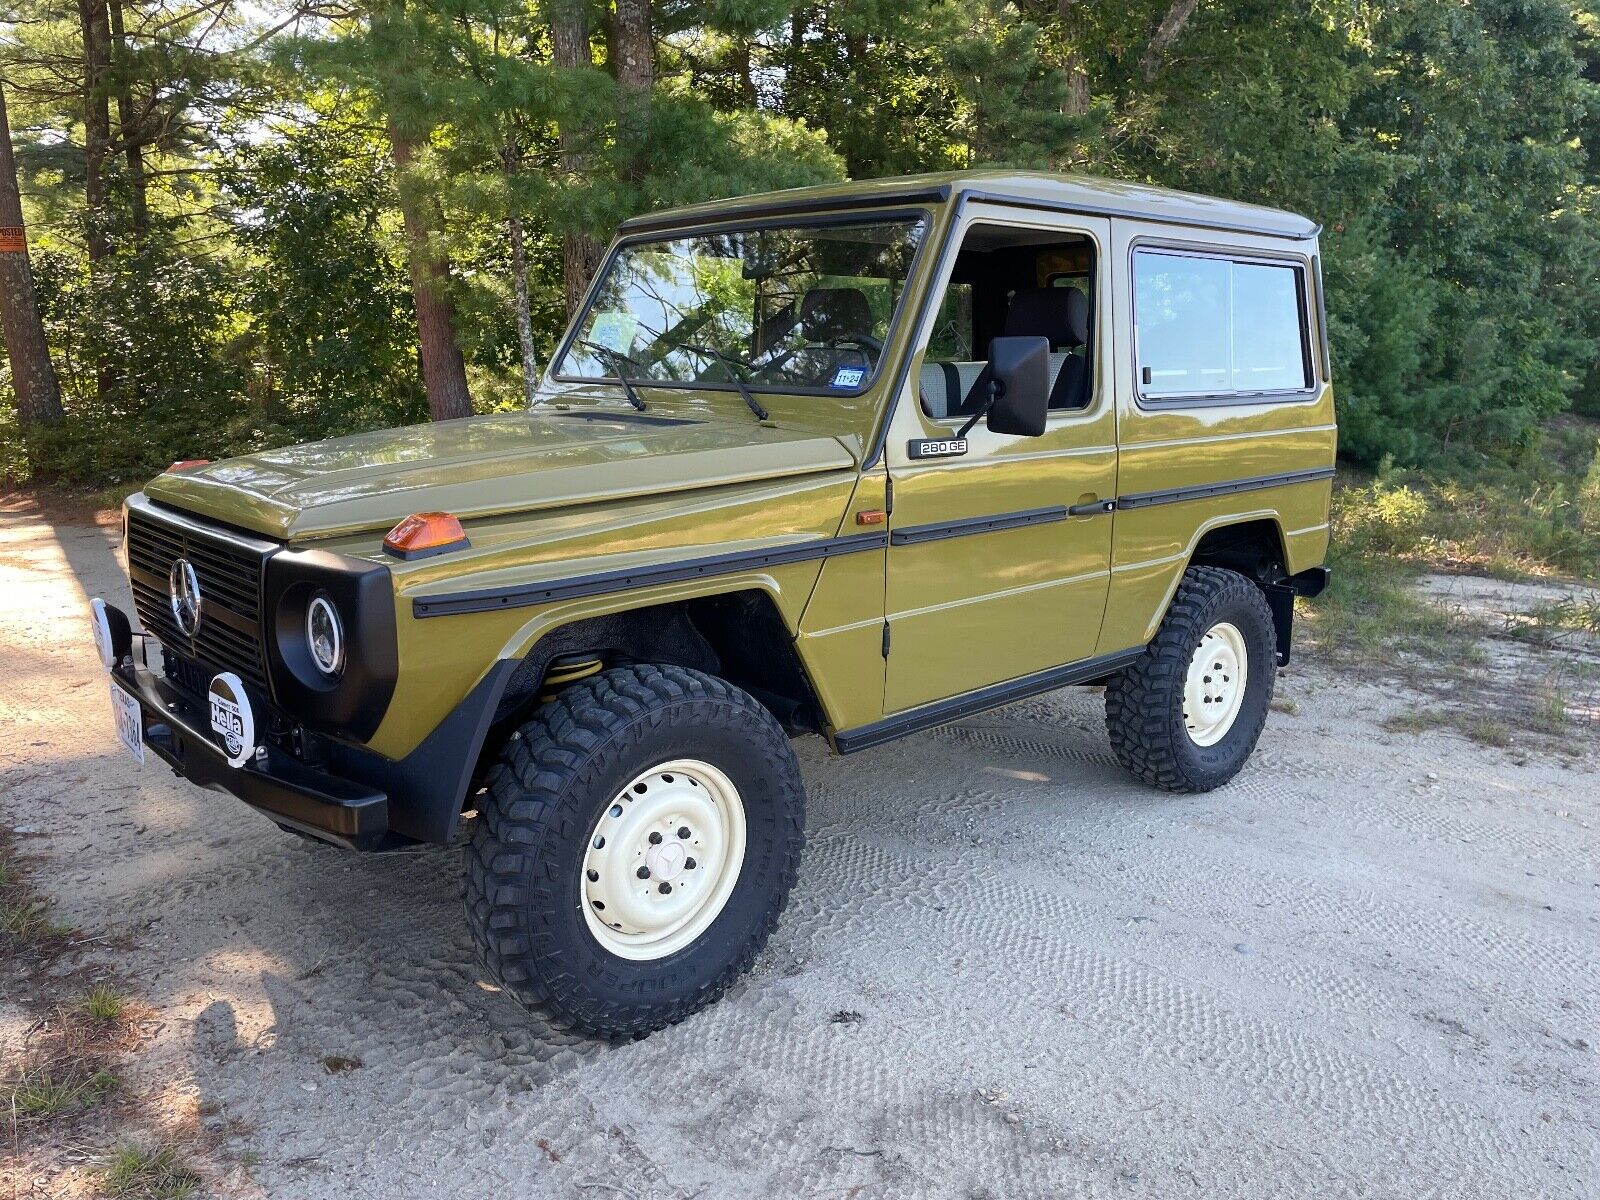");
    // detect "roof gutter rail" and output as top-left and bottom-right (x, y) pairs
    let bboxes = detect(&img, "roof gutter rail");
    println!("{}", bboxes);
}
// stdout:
(619, 184), (955, 234)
